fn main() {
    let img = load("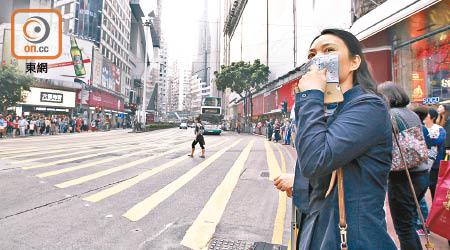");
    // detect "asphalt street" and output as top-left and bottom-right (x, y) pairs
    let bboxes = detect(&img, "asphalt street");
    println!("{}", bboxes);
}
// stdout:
(0, 128), (295, 250)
